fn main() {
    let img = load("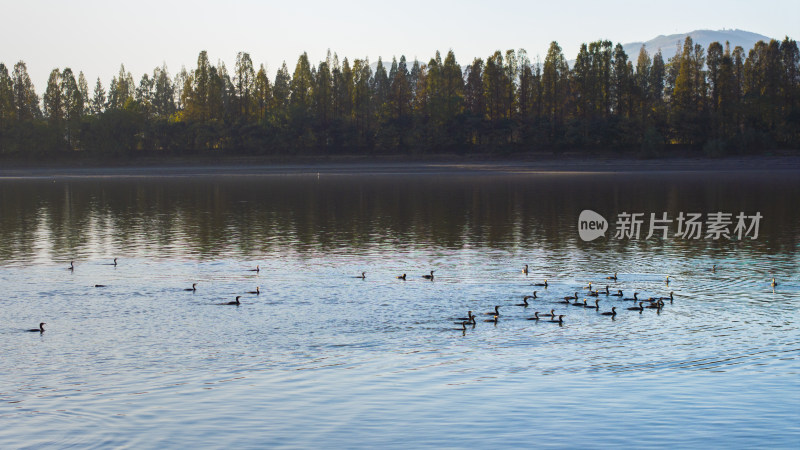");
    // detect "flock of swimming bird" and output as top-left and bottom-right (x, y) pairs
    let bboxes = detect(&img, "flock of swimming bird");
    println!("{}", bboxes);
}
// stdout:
(22, 260), (781, 334)
(24, 259), (265, 333)
(442, 266), (684, 334)
(451, 264), (780, 334)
